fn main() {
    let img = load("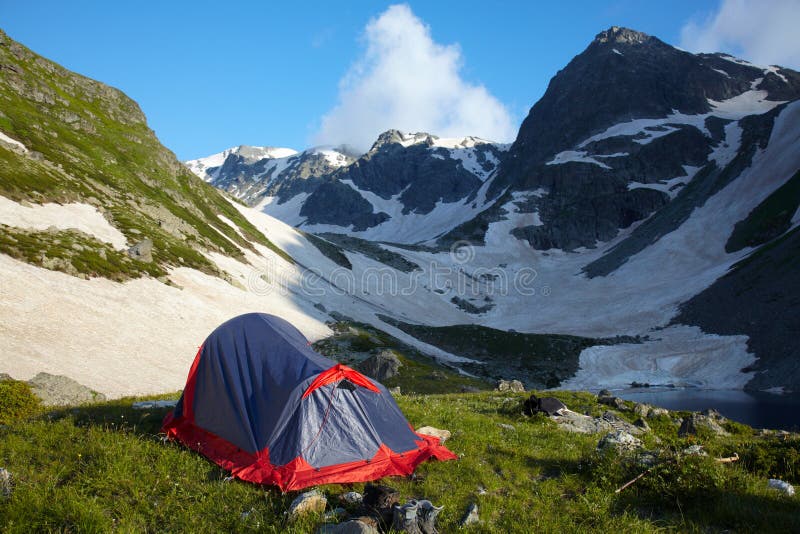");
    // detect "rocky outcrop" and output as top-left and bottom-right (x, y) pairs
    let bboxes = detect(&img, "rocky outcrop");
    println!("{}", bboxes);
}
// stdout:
(26, 372), (105, 406)
(358, 350), (402, 381)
